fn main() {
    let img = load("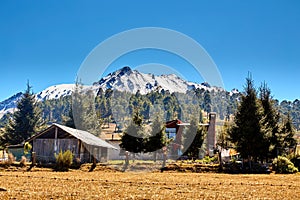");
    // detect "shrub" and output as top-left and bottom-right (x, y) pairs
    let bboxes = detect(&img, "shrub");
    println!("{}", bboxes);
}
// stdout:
(272, 156), (298, 174)
(55, 150), (73, 171)
(202, 156), (218, 164)
(24, 142), (32, 155)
